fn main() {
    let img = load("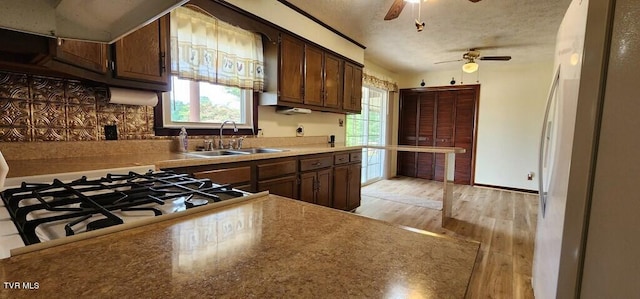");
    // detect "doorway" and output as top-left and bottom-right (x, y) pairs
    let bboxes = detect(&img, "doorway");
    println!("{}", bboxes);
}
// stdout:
(346, 86), (388, 185)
